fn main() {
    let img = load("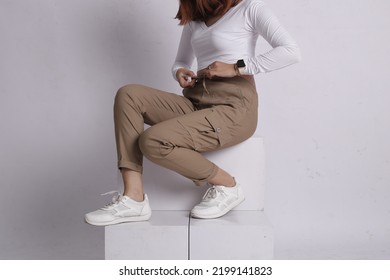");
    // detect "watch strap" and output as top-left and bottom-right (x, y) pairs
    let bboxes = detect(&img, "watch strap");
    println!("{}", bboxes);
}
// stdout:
(236, 59), (246, 76)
